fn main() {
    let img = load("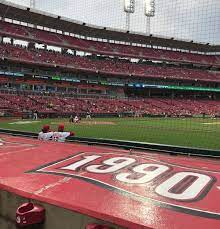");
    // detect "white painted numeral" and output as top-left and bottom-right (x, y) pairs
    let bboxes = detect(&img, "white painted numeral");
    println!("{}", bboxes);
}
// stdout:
(61, 155), (101, 171)
(155, 172), (212, 201)
(116, 164), (169, 184)
(86, 157), (136, 173)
